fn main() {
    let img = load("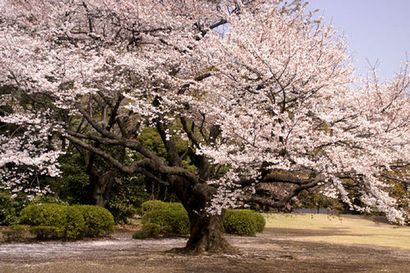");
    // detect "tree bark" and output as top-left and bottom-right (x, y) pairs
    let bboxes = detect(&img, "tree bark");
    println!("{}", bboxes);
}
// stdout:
(173, 182), (235, 254)
(89, 170), (114, 207)
(184, 209), (233, 254)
